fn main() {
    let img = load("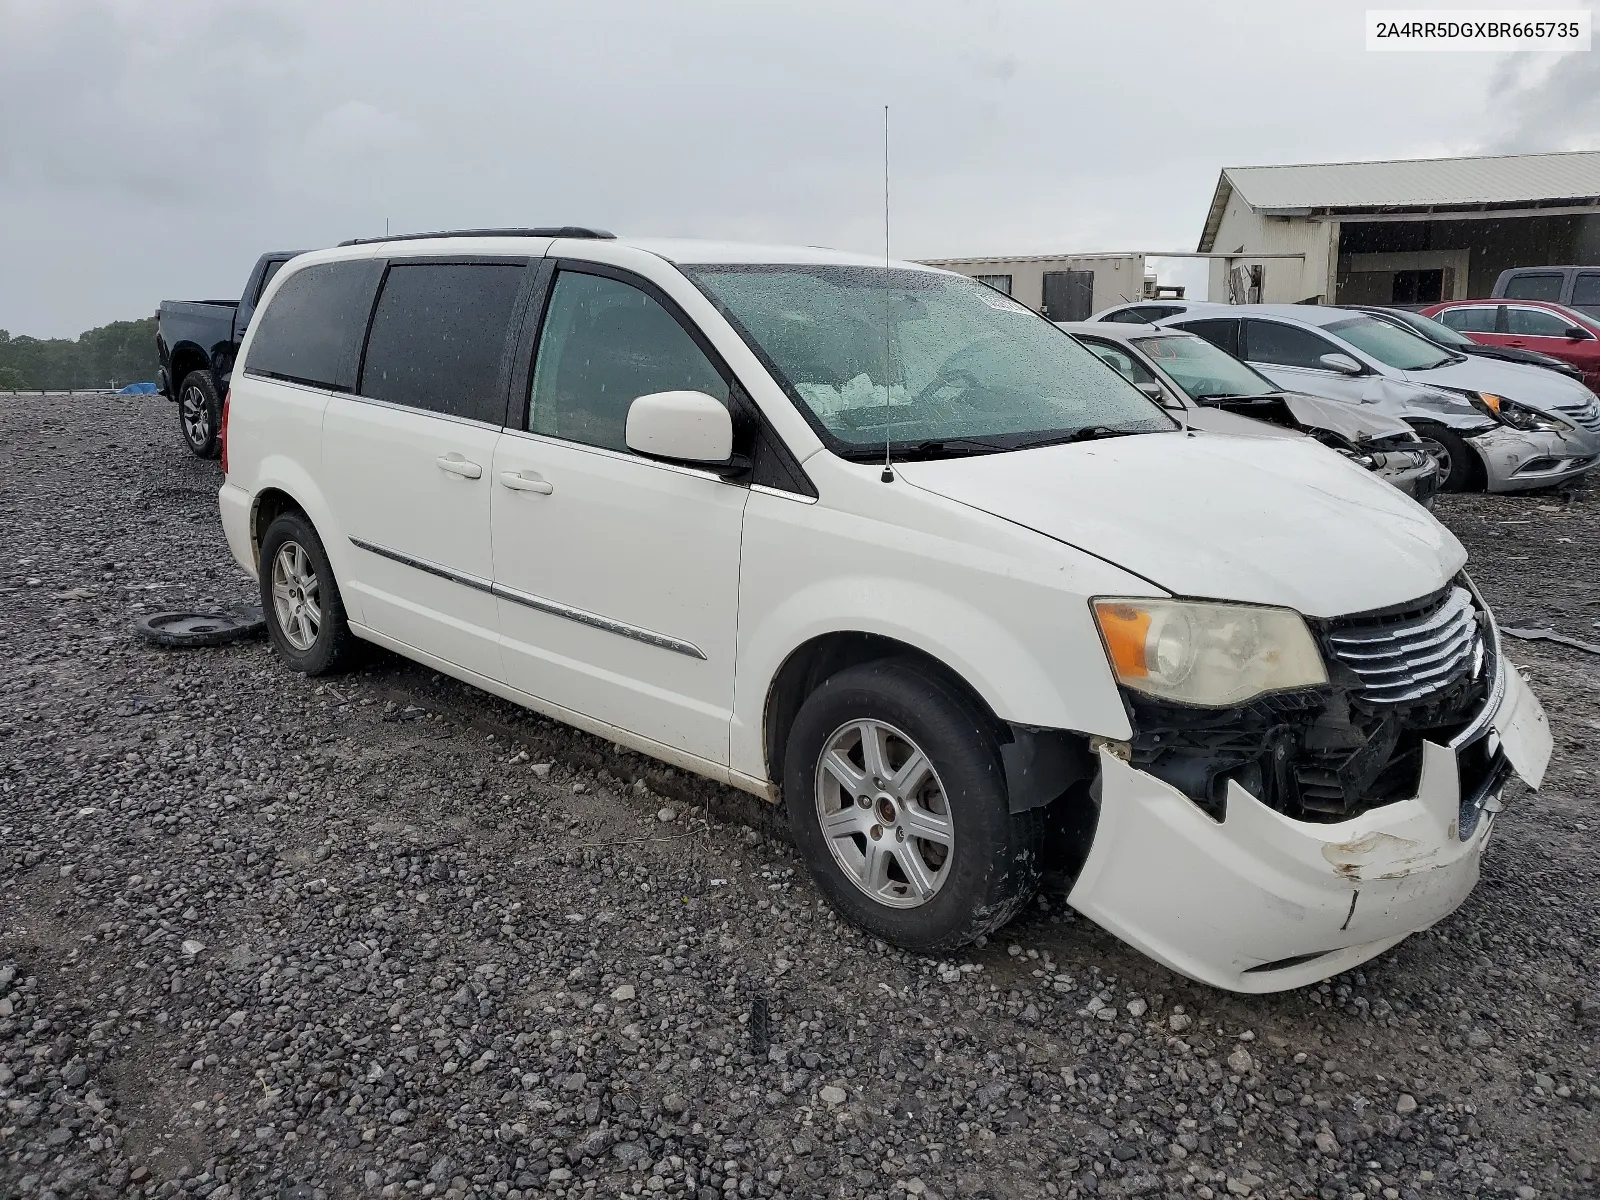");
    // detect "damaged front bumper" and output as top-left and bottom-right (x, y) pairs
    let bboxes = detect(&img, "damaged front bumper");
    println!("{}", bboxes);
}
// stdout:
(1366, 447), (1439, 506)
(1065, 658), (1551, 993)
(1473, 425), (1599, 493)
